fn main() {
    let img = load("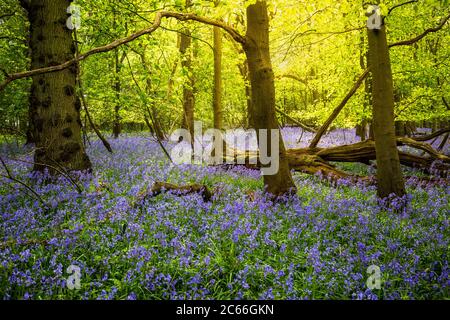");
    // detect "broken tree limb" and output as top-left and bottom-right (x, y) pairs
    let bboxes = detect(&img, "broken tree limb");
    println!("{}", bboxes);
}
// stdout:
(287, 154), (362, 181)
(437, 133), (449, 152)
(309, 68), (370, 148)
(138, 181), (213, 202)
(275, 108), (316, 133)
(412, 128), (450, 142)
(396, 137), (450, 162)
